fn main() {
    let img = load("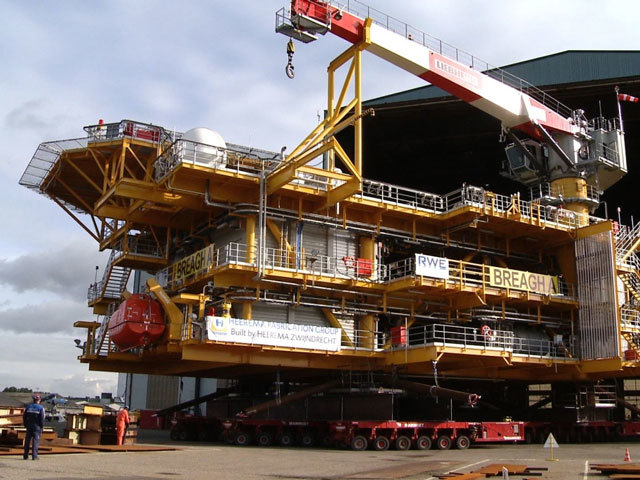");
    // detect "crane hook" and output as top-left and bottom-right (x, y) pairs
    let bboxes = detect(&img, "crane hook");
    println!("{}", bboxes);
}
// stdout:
(285, 38), (295, 79)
